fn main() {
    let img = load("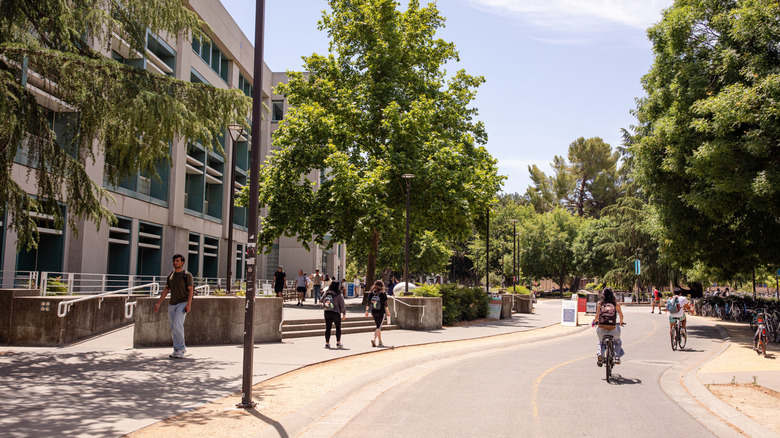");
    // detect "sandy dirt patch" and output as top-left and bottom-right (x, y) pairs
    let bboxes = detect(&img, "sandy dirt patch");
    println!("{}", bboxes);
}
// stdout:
(707, 384), (780, 434)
